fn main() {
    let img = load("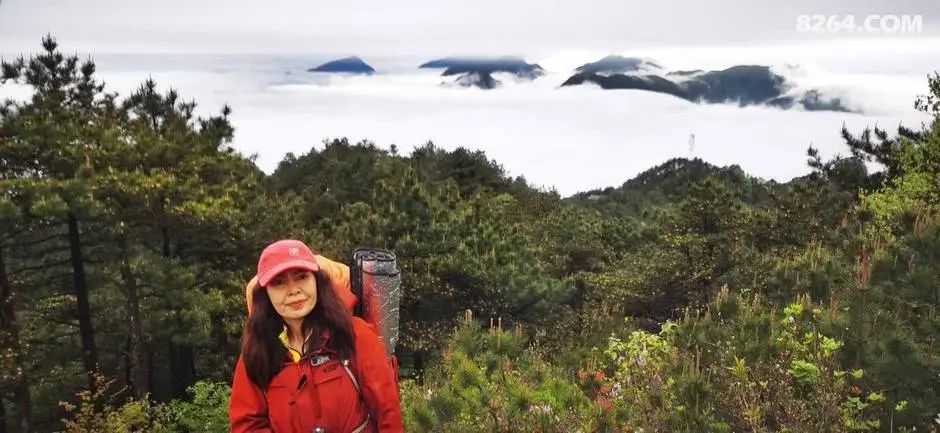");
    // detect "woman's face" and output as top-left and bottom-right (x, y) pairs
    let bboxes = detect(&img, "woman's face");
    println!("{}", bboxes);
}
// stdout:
(265, 269), (318, 321)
